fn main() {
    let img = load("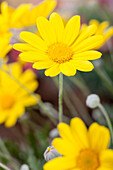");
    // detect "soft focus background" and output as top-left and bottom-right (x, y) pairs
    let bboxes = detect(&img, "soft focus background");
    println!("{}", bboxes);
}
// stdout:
(0, 0), (113, 170)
